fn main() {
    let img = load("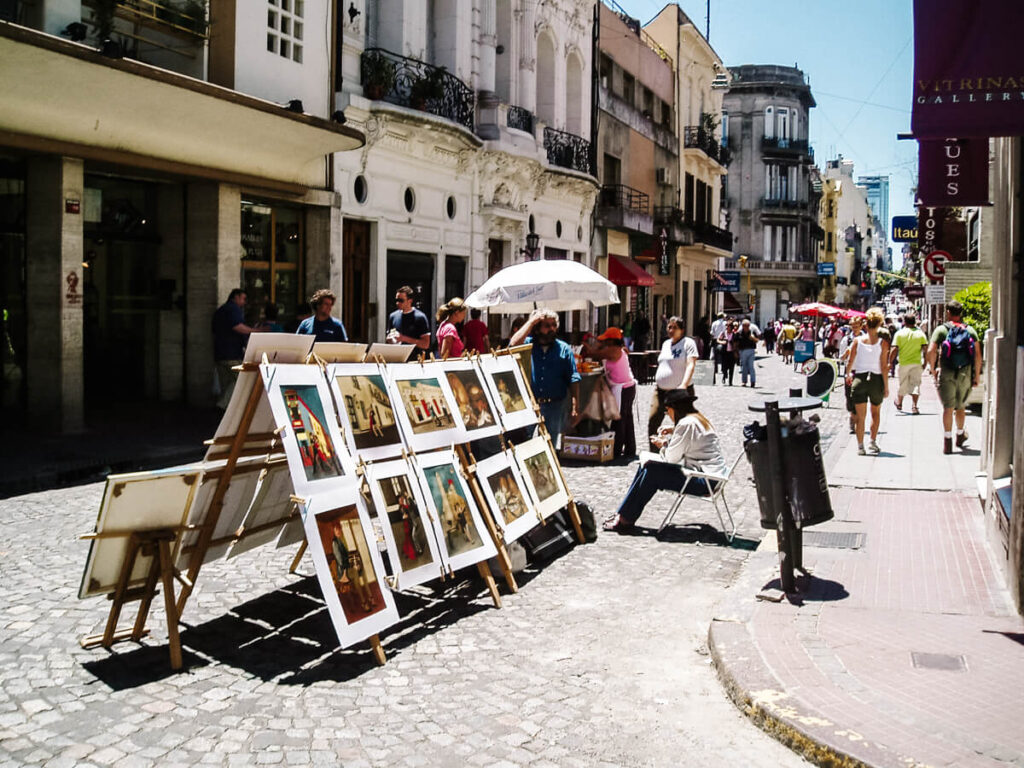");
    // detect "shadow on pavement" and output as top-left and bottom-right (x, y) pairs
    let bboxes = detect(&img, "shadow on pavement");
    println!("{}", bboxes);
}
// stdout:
(982, 629), (1024, 647)
(761, 573), (850, 605)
